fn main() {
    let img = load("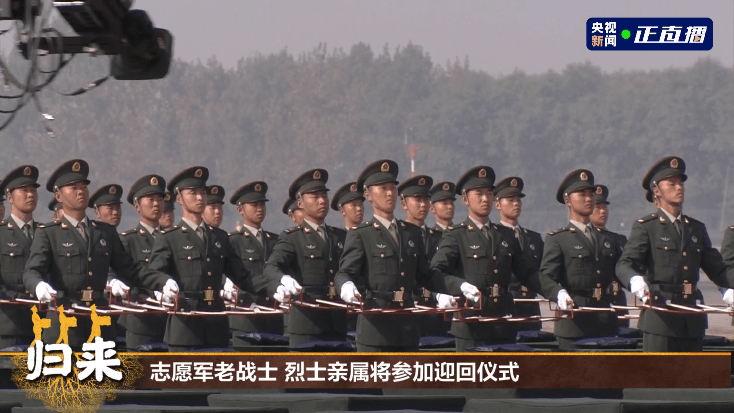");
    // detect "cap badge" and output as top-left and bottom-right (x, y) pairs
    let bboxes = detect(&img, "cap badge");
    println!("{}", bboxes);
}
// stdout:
(254, 183), (262, 192)
(164, 193), (171, 201)
(478, 168), (487, 178)
(313, 170), (321, 180)
(71, 162), (81, 172)
(194, 168), (203, 178)
(596, 186), (603, 195)
(510, 178), (518, 187)
(109, 186), (116, 195)
(580, 171), (588, 181)
(23, 167), (31, 176)
(418, 177), (425, 186)
(670, 158), (679, 169)
(442, 183), (450, 191)
(150, 176), (158, 186)
(350, 183), (357, 192)
(211, 186), (219, 195)
(381, 162), (390, 172)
